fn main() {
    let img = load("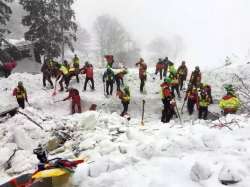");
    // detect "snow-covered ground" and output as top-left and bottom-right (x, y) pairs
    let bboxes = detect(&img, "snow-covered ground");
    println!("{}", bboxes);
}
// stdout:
(0, 62), (250, 187)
